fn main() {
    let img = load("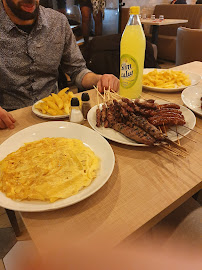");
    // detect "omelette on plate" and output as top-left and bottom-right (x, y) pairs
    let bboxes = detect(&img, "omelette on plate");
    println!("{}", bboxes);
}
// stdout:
(0, 138), (100, 202)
